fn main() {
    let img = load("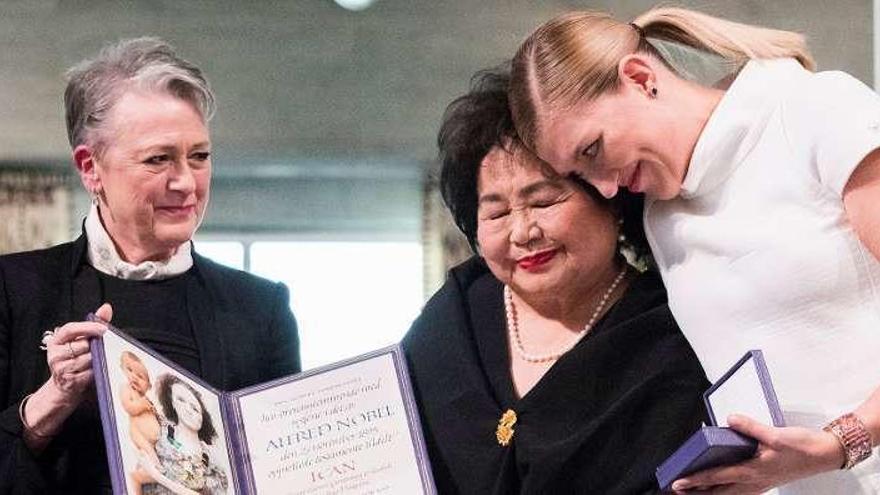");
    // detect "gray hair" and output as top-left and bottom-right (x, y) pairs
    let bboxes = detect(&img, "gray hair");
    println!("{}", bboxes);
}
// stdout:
(64, 37), (215, 152)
